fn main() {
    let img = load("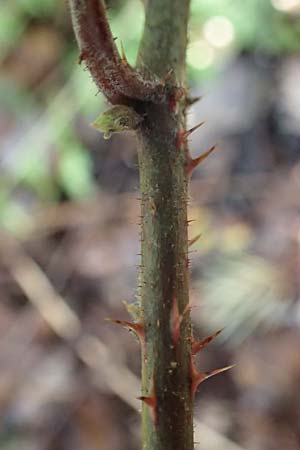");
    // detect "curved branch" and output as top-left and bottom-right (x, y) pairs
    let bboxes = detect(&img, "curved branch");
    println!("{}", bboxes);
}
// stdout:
(69, 0), (166, 104)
